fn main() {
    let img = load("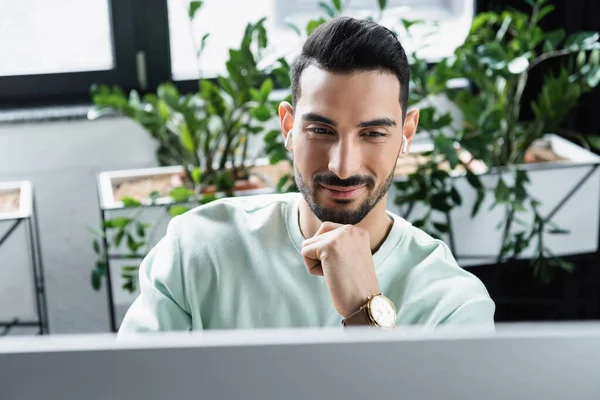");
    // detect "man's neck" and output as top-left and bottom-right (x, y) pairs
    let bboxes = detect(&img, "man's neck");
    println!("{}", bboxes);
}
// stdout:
(298, 197), (393, 253)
